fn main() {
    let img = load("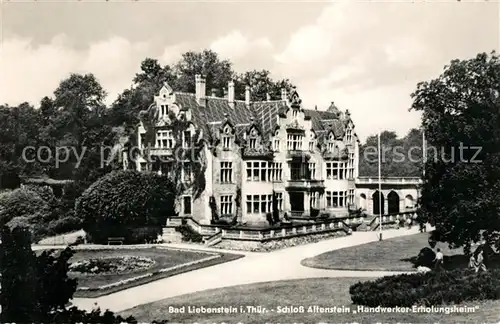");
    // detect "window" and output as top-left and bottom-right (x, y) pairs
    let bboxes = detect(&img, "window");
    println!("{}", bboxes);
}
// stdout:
(290, 162), (302, 180)
(309, 163), (316, 180)
(183, 196), (192, 215)
(140, 162), (147, 171)
(220, 162), (233, 183)
(246, 194), (273, 214)
(268, 162), (283, 181)
(220, 195), (233, 215)
(348, 153), (355, 179)
(182, 163), (192, 182)
(326, 162), (339, 180)
(287, 134), (303, 150)
(160, 105), (168, 117)
(292, 109), (298, 118)
(222, 135), (231, 149)
(276, 192), (283, 211)
(328, 142), (335, 152)
(326, 191), (347, 208)
(346, 127), (353, 142)
(309, 141), (315, 151)
(157, 130), (174, 148)
(249, 138), (257, 149)
(183, 131), (192, 148)
(246, 161), (267, 181)
(140, 134), (146, 148)
(310, 192), (319, 209)
(348, 189), (355, 205)
(339, 162), (346, 180)
(273, 139), (280, 151)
